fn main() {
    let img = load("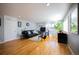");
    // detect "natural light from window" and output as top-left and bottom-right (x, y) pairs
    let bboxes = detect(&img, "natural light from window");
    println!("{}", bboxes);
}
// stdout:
(71, 7), (78, 33)
(63, 17), (68, 32)
(50, 14), (62, 22)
